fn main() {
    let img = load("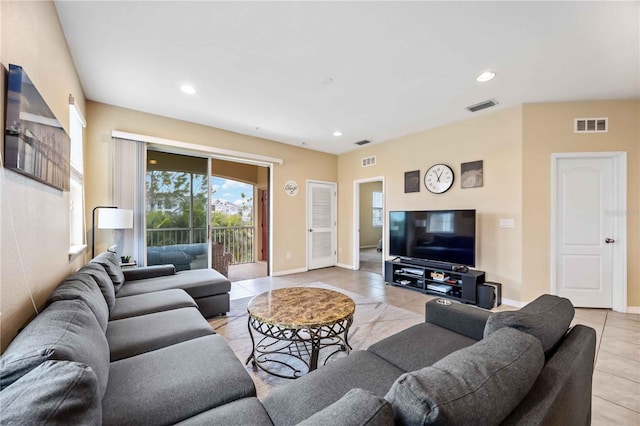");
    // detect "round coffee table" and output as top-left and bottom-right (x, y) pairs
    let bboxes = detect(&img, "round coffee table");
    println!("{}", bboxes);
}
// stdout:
(245, 287), (355, 379)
